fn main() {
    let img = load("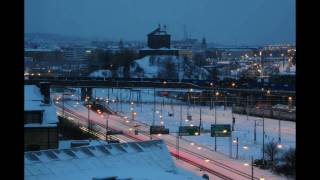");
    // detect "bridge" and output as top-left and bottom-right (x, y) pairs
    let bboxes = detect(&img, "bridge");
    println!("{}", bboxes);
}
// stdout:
(25, 77), (295, 99)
